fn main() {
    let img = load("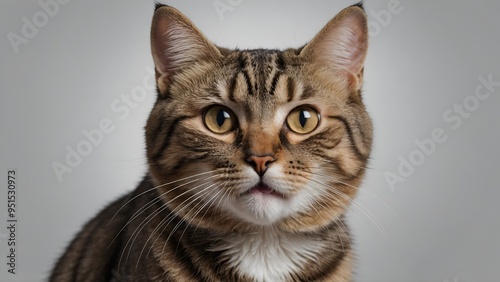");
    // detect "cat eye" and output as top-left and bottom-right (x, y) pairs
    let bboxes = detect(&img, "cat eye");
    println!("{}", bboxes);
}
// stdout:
(204, 106), (237, 134)
(286, 106), (320, 134)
